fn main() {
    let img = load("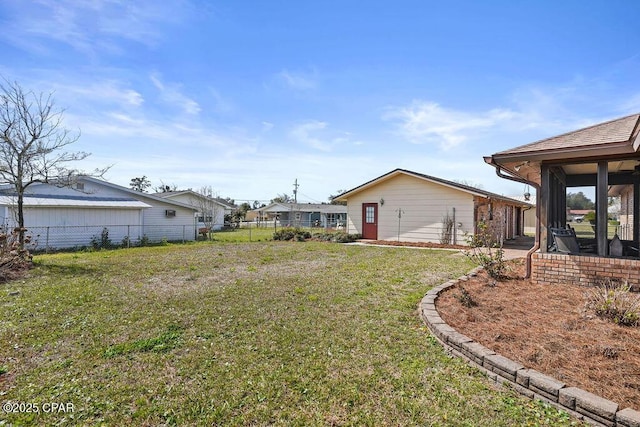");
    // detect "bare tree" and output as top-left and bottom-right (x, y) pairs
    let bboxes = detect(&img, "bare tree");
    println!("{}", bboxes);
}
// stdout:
(0, 79), (106, 249)
(192, 186), (224, 239)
